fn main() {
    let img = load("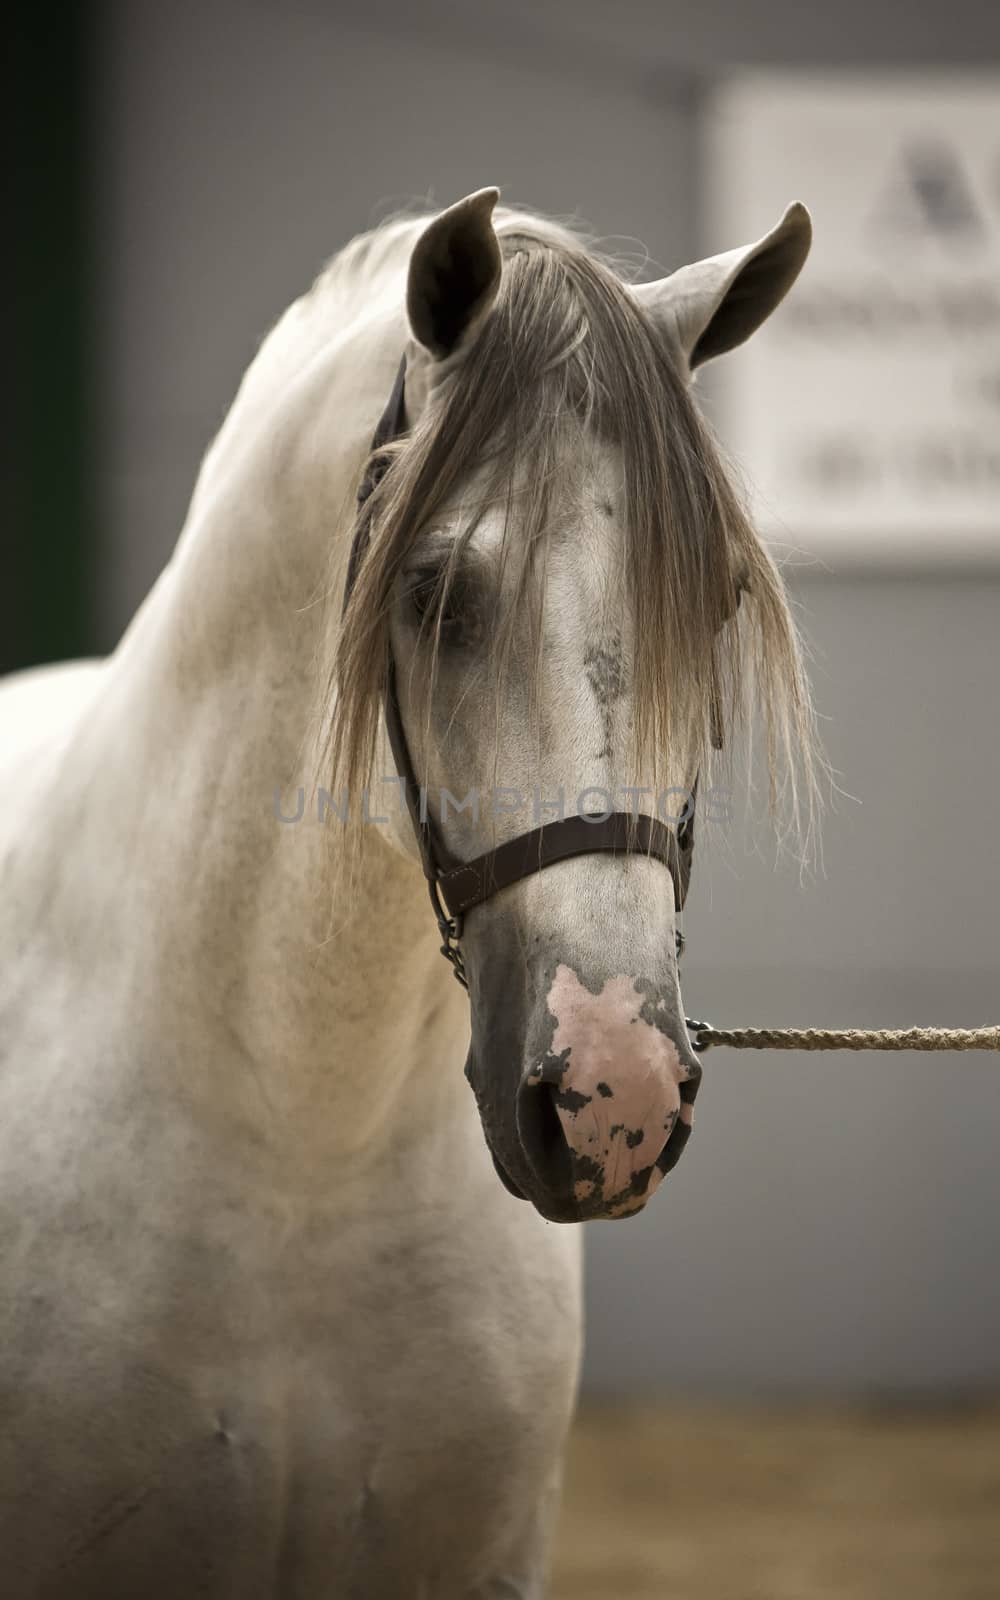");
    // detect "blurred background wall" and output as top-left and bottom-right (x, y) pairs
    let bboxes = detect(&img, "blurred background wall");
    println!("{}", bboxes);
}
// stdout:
(13, 0), (1000, 1397)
